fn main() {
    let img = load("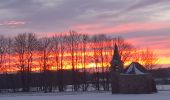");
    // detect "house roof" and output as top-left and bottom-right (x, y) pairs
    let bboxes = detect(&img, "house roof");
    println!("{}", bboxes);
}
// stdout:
(125, 62), (148, 74)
